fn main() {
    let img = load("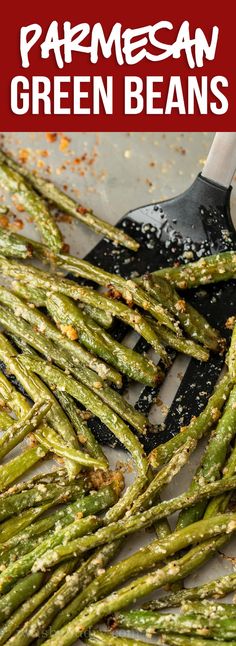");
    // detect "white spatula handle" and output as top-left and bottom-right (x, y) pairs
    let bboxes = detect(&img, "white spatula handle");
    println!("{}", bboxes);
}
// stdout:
(202, 132), (236, 188)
